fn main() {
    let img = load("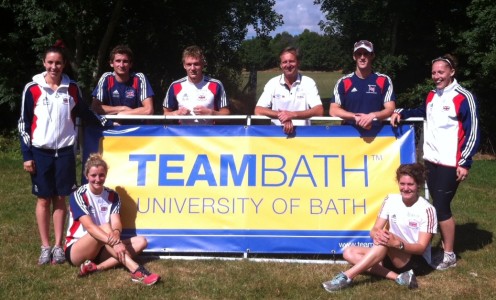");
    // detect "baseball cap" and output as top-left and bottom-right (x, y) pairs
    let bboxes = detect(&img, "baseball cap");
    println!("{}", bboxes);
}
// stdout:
(353, 40), (374, 53)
